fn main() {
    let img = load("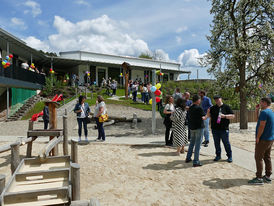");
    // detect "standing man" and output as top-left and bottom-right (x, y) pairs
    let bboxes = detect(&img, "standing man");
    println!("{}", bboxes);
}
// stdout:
(248, 97), (274, 185)
(184, 92), (192, 141)
(207, 95), (235, 162)
(186, 95), (207, 167)
(199, 90), (212, 147)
